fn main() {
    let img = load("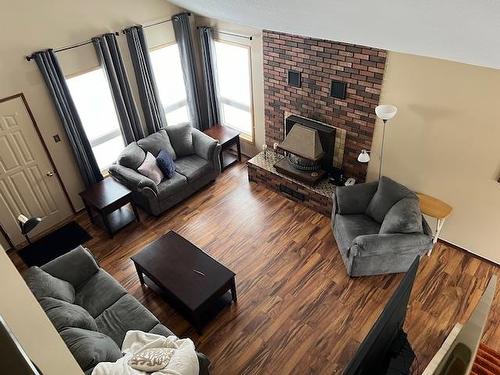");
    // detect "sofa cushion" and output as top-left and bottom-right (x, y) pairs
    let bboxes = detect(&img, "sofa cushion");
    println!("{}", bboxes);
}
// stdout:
(117, 142), (146, 170)
(157, 172), (188, 199)
(95, 294), (159, 346)
(41, 246), (99, 289)
(334, 214), (381, 251)
(380, 198), (423, 234)
(138, 130), (176, 160)
(137, 152), (164, 185)
(24, 266), (75, 303)
(366, 176), (416, 223)
(75, 270), (127, 318)
(156, 150), (176, 179)
(166, 123), (194, 157)
(149, 323), (175, 338)
(39, 297), (98, 332)
(175, 155), (212, 182)
(60, 327), (122, 371)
